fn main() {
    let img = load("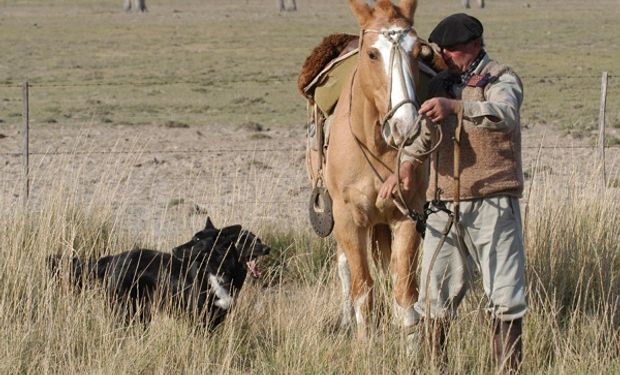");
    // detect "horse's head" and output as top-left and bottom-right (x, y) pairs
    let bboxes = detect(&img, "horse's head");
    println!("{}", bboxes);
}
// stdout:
(349, 0), (421, 146)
